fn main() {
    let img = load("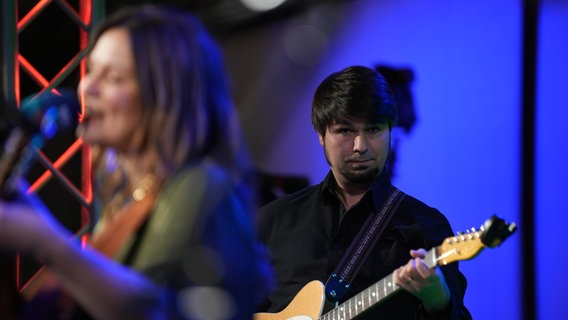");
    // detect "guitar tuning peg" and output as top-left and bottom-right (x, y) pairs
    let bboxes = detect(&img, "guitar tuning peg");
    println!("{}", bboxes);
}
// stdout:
(464, 229), (474, 239)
